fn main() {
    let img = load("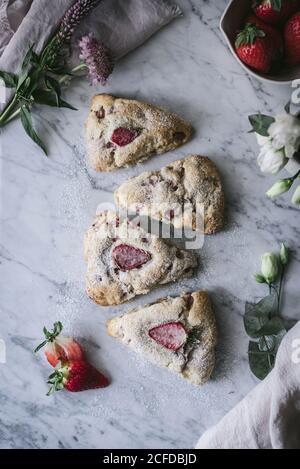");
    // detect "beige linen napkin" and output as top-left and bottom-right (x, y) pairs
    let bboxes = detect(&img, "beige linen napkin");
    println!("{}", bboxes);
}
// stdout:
(197, 321), (300, 449)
